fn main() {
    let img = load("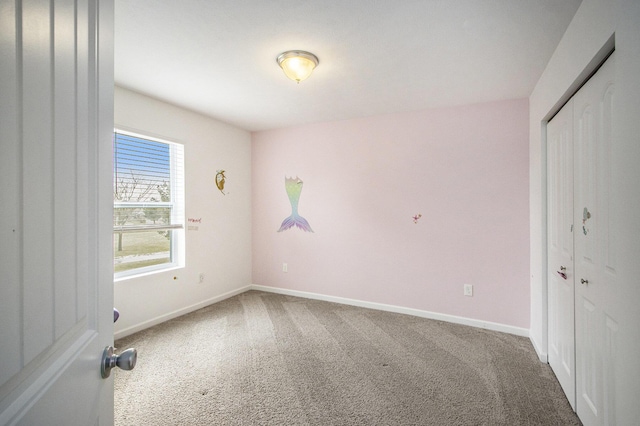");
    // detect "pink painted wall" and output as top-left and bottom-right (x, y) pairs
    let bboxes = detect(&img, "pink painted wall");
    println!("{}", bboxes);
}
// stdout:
(252, 98), (530, 328)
